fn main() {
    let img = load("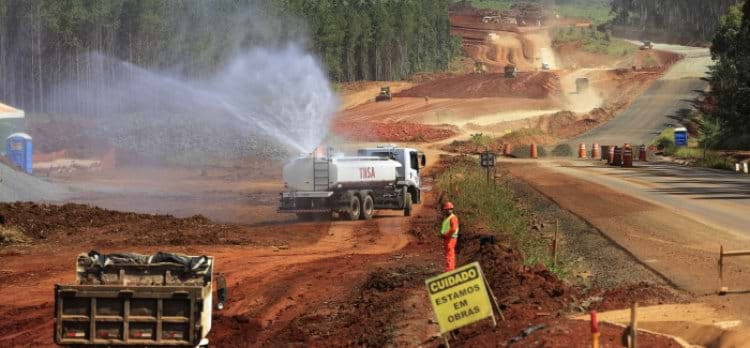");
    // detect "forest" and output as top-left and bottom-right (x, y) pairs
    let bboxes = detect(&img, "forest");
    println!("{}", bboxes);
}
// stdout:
(707, 1), (750, 147)
(0, 0), (459, 113)
(610, 0), (742, 41)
